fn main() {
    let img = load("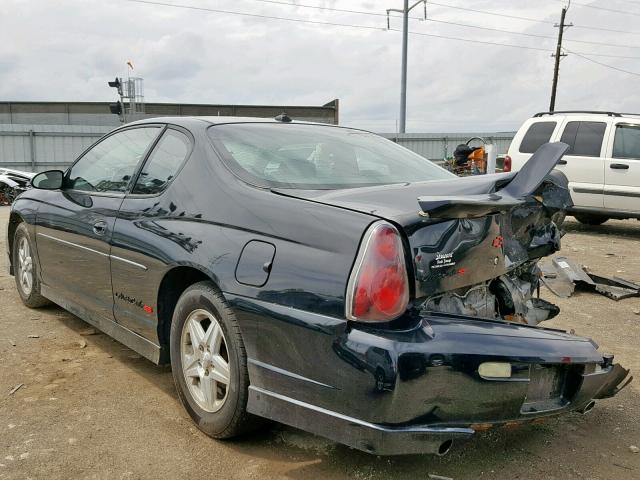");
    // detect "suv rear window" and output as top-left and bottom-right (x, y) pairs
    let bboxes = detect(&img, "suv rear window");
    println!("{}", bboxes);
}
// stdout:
(613, 124), (640, 160)
(519, 122), (556, 153)
(559, 121), (606, 157)
(208, 123), (454, 189)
